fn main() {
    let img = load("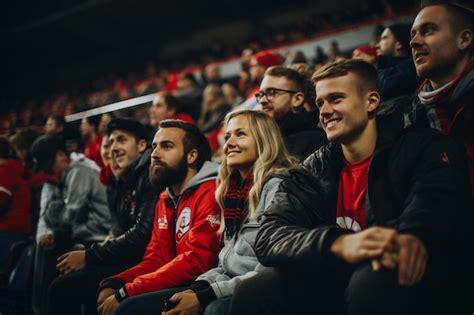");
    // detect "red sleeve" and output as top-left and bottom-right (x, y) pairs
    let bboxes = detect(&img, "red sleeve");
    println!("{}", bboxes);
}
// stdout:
(124, 184), (222, 297)
(0, 173), (14, 209)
